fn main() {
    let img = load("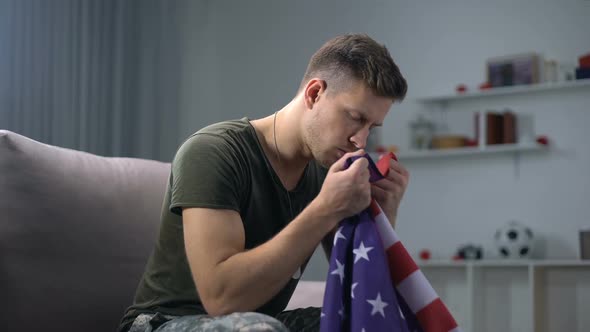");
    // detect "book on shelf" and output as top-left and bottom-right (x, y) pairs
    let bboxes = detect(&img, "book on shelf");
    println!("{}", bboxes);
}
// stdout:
(502, 111), (517, 144)
(474, 110), (518, 146)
